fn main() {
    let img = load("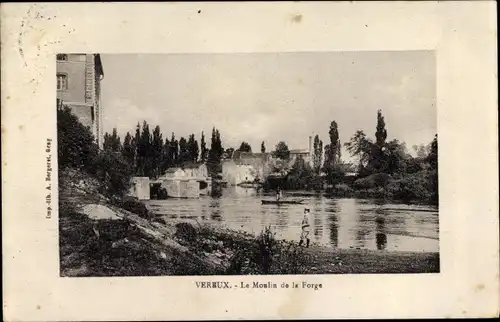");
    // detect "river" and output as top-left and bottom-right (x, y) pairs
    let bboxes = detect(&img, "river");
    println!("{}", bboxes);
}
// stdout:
(145, 186), (439, 253)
